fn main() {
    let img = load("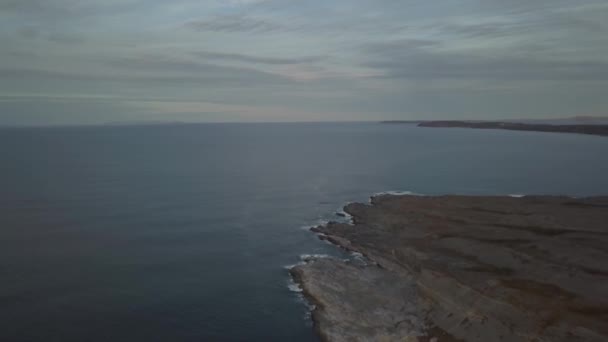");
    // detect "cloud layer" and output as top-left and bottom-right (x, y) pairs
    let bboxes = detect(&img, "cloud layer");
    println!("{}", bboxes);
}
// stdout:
(1, 0), (607, 125)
